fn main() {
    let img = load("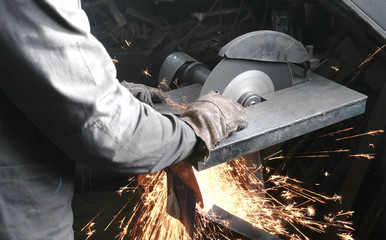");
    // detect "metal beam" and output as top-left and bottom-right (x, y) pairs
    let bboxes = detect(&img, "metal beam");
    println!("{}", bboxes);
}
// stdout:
(155, 67), (367, 171)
